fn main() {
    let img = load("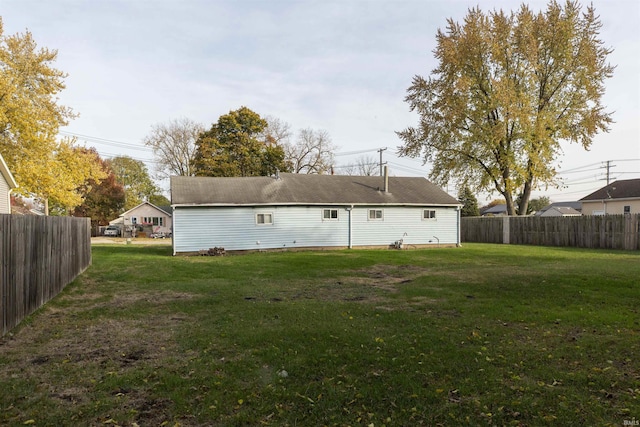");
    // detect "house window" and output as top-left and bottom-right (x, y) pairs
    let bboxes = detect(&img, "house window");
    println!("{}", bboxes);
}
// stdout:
(624, 205), (631, 214)
(152, 217), (159, 226)
(368, 209), (383, 220)
(423, 209), (437, 220)
(323, 209), (338, 220)
(256, 213), (273, 225)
